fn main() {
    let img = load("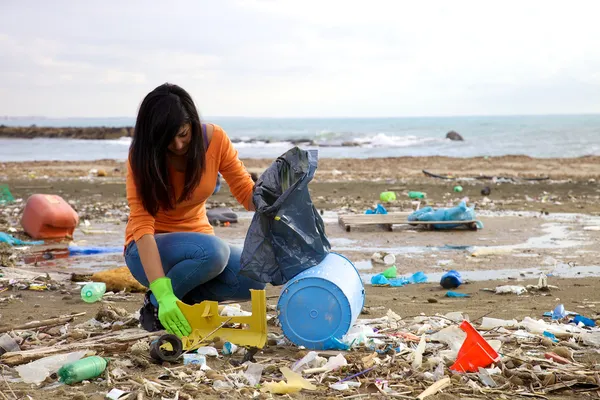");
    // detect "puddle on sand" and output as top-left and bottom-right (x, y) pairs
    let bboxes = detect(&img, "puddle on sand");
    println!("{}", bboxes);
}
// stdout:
(353, 260), (374, 270)
(19, 222), (125, 272)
